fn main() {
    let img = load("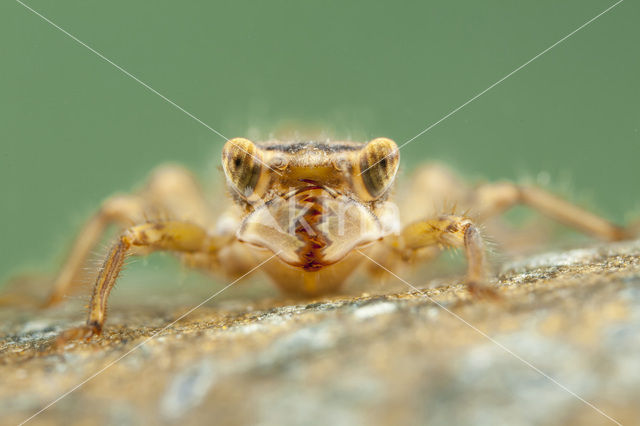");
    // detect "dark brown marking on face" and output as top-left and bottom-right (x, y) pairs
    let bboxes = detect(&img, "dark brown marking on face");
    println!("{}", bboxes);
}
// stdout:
(291, 188), (331, 271)
(260, 141), (362, 154)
